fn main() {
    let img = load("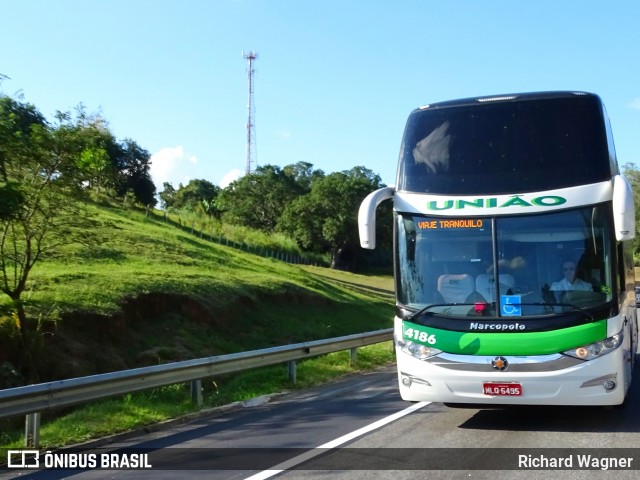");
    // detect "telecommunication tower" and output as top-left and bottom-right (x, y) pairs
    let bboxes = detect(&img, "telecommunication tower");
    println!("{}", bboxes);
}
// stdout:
(243, 51), (258, 175)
